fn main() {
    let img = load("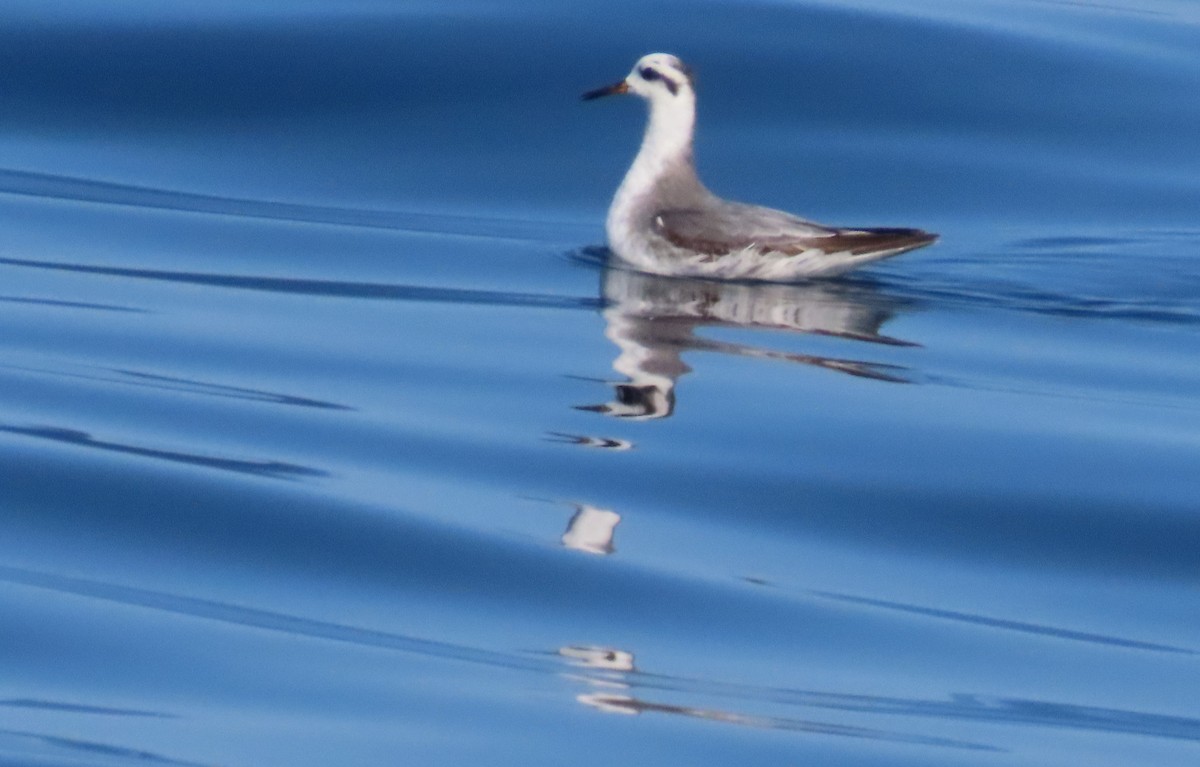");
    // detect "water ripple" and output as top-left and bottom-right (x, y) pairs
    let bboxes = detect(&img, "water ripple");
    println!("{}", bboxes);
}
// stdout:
(0, 168), (584, 242)
(0, 295), (147, 314)
(0, 256), (601, 310)
(812, 591), (1196, 655)
(0, 424), (325, 480)
(0, 567), (990, 752)
(0, 363), (352, 411)
(0, 729), (204, 767)
(0, 699), (172, 719)
(624, 672), (1200, 742)
(0, 565), (557, 676)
